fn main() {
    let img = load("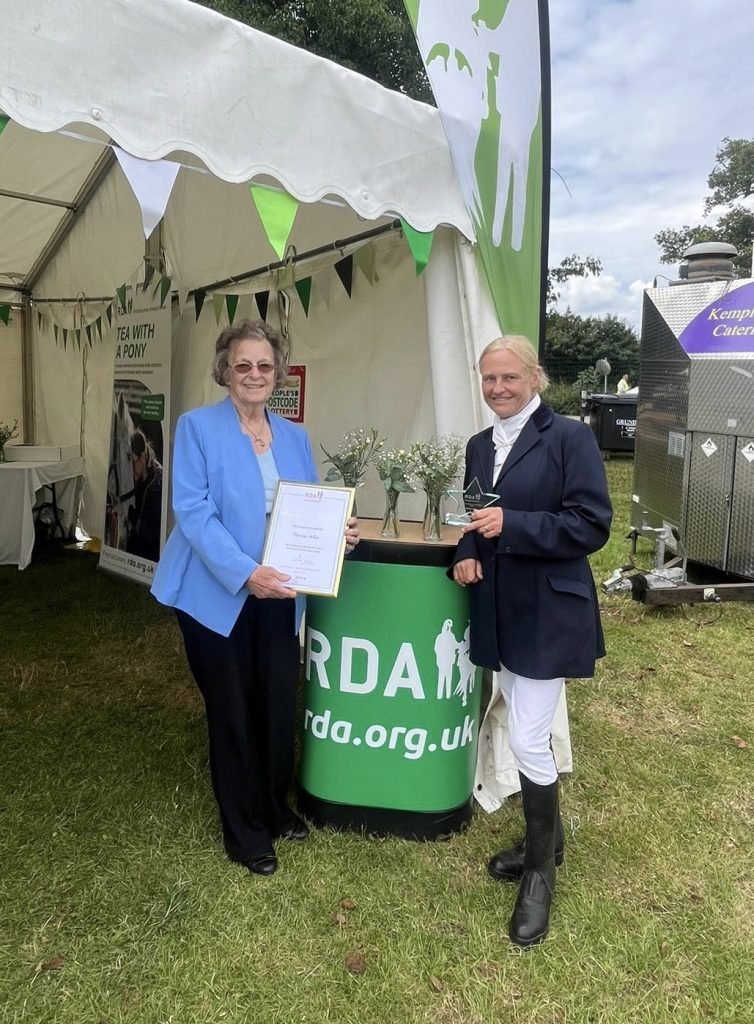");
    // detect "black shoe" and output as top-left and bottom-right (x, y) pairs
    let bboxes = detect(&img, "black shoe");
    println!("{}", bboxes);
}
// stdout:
(275, 815), (310, 842)
(488, 823), (565, 882)
(508, 867), (554, 947)
(246, 853), (278, 876)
